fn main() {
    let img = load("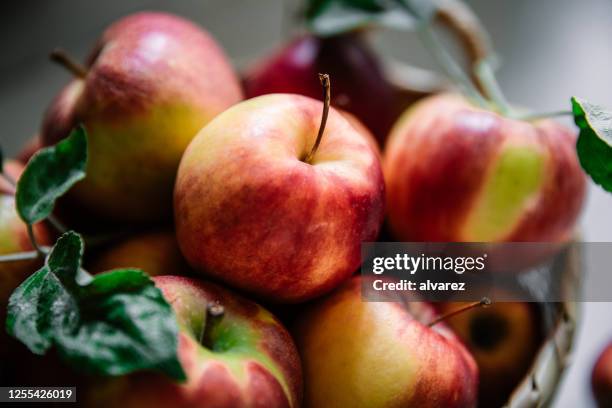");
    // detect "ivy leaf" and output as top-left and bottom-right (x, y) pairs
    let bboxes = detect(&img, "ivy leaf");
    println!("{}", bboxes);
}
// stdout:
(16, 125), (87, 225)
(571, 97), (612, 193)
(304, 0), (436, 37)
(6, 231), (186, 381)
